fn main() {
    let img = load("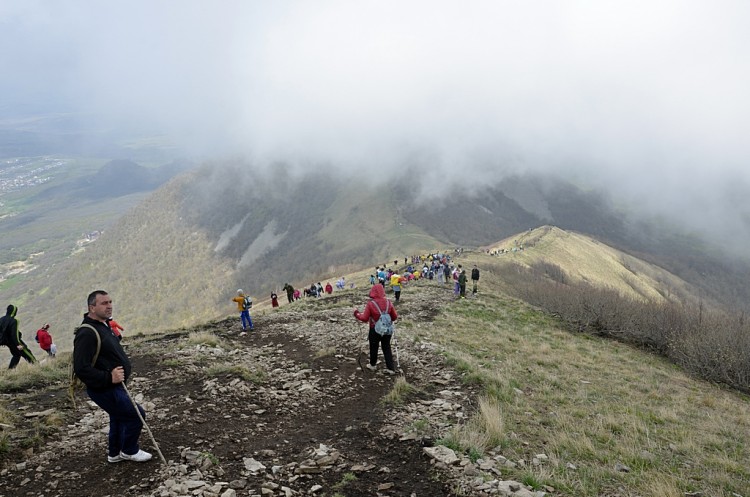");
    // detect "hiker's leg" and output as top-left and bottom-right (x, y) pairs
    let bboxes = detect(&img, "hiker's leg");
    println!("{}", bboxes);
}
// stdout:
(381, 335), (395, 371)
(20, 344), (36, 364)
(8, 345), (25, 369)
(368, 329), (379, 366)
(246, 312), (253, 329)
(111, 386), (145, 455)
(87, 387), (127, 456)
(8, 352), (20, 369)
